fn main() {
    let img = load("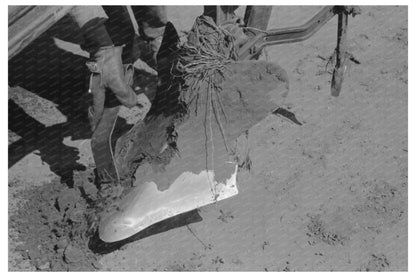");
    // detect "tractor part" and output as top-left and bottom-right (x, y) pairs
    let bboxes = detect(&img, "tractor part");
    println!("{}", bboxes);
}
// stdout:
(99, 163), (239, 242)
(330, 6), (361, 96)
(100, 59), (289, 243)
(244, 6), (272, 31)
(238, 5), (361, 96)
(98, 19), (290, 242)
